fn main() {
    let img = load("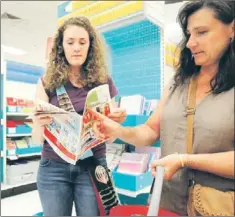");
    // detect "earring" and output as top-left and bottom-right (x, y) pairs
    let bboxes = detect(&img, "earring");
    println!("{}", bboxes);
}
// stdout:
(191, 54), (194, 60)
